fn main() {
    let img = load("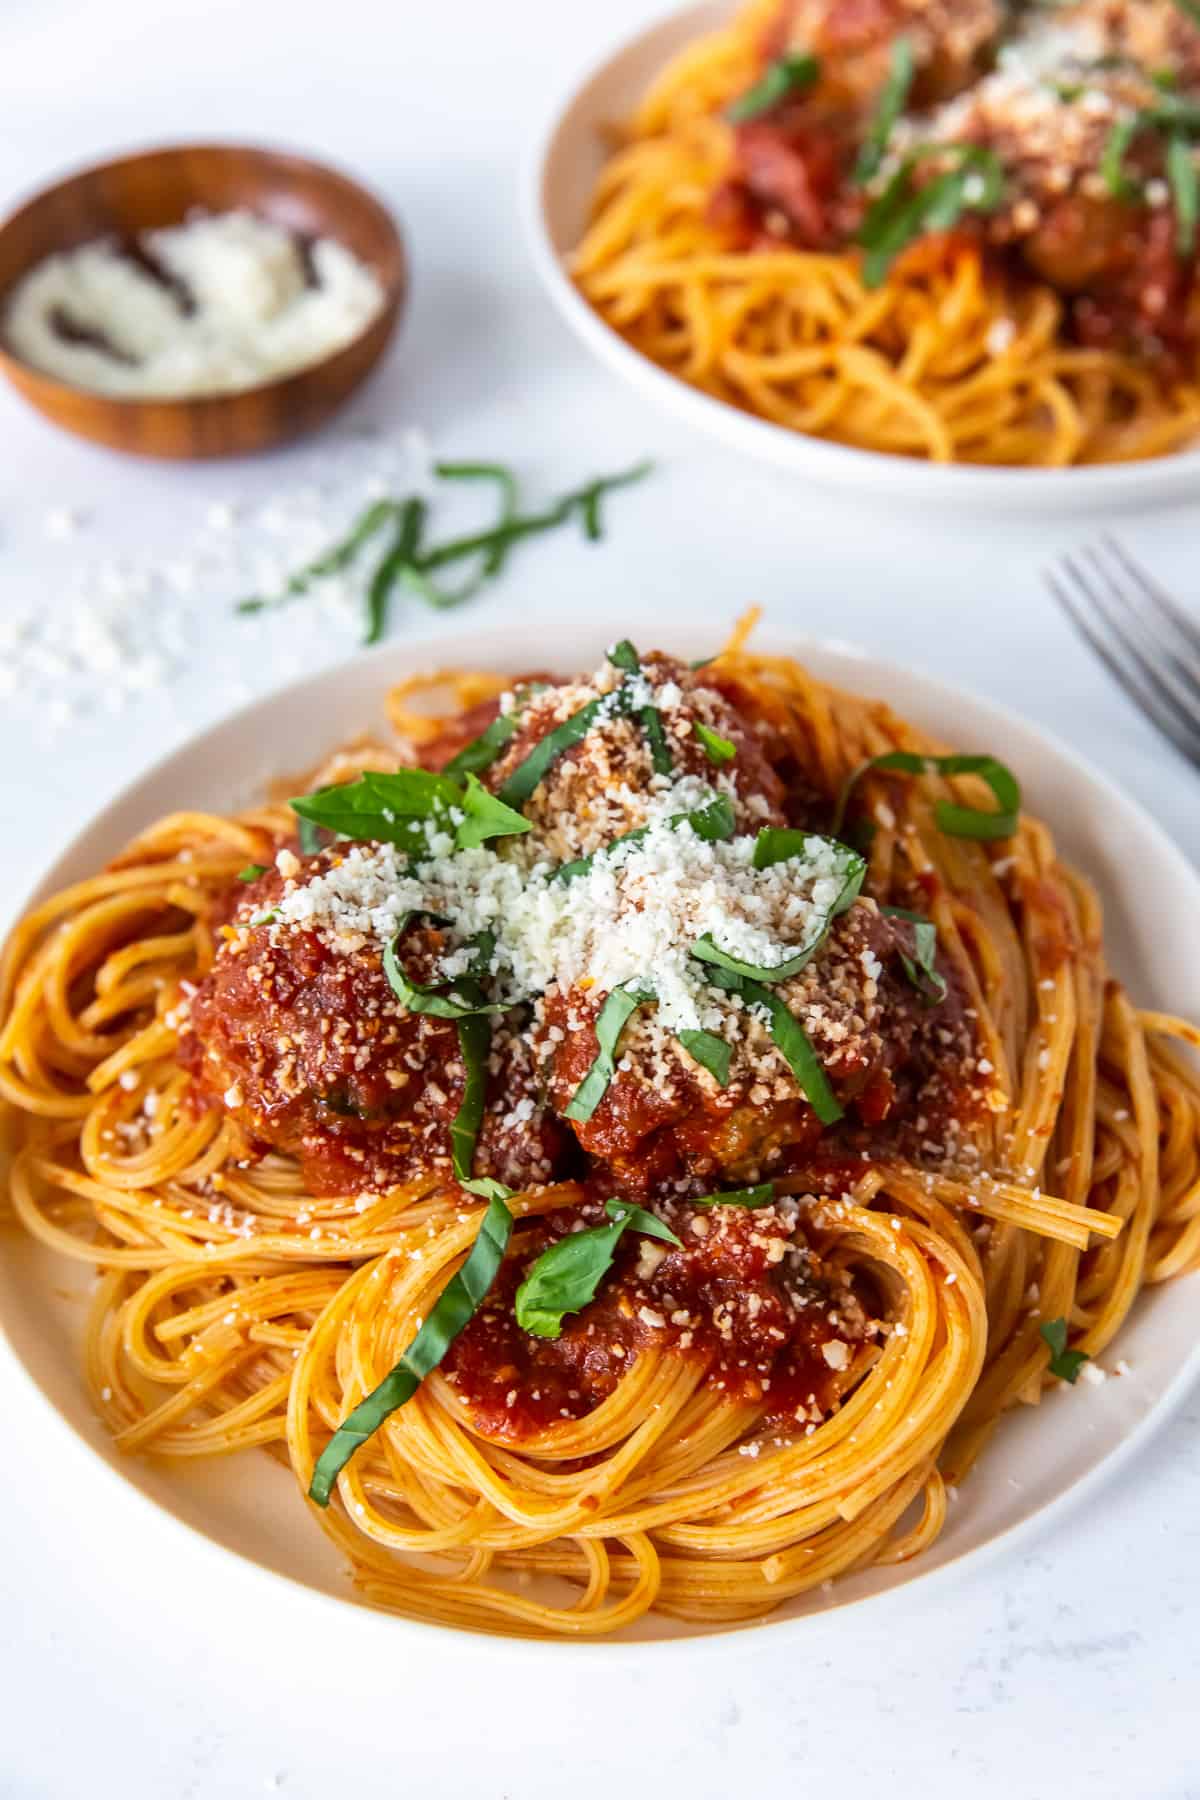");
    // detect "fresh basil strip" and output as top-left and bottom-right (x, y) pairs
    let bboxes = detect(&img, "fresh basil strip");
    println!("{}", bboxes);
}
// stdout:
(607, 640), (640, 674)
(694, 721), (736, 766)
(883, 905), (947, 1004)
(237, 498), (399, 615)
(1167, 131), (1199, 253)
(553, 793), (736, 883)
(641, 703), (674, 776)
(455, 772), (532, 850)
(435, 461), (520, 579)
(236, 863), (267, 883)
(691, 845), (865, 982)
(751, 825), (855, 870)
(290, 765), (530, 855)
(497, 691), (612, 807)
(727, 51), (820, 124)
(459, 1175), (515, 1202)
(383, 915), (508, 1019)
(442, 711), (520, 780)
(364, 496), (427, 645)
(297, 815), (322, 856)
(514, 1197), (681, 1340)
(833, 750), (1020, 841)
(706, 965), (841, 1123)
(855, 37), (915, 184)
(564, 985), (653, 1122)
(677, 1028), (733, 1086)
(451, 1013), (492, 1183)
(290, 768), (460, 850)
(419, 462), (653, 574)
(1040, 1316), (1090, 1385)
(1101, 113), (1143, 198)
(1174, 0), (1200, 27)
(308, 1194), (513, 1504)
(605, 638), (672, 775)
(857, 145), (1004, 286)
(692, 1182), (776, 1208)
